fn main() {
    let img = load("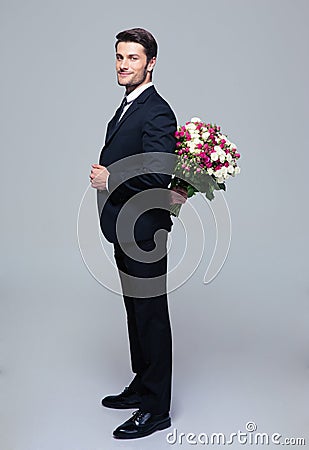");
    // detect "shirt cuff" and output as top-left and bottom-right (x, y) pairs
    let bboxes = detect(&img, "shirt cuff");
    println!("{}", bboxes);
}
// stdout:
(106, 173), (110, 192)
